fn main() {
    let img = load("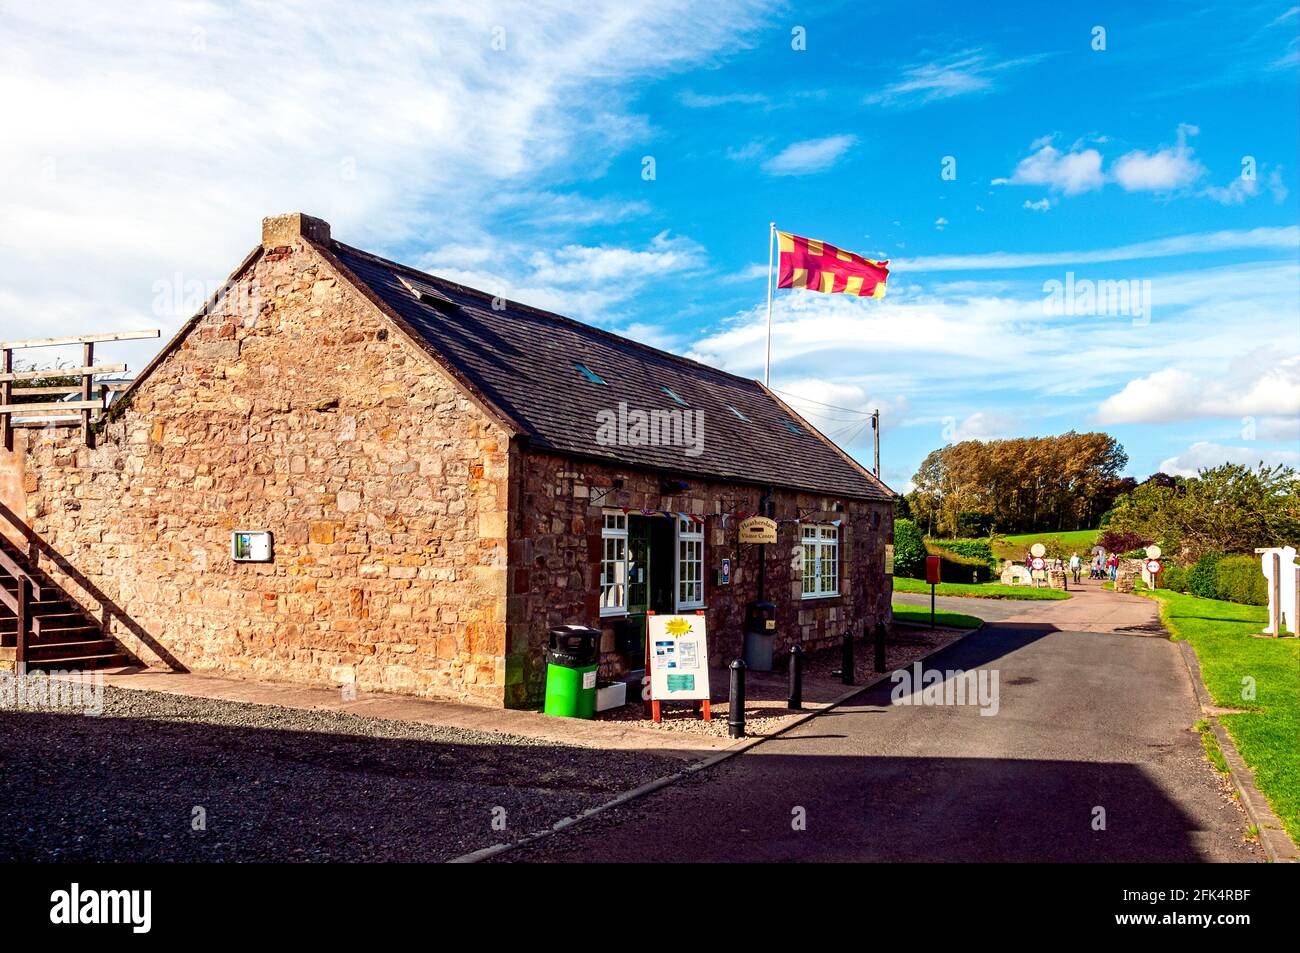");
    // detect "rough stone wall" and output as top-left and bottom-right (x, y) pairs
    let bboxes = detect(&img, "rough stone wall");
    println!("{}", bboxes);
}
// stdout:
(506, 449), (893, 705)
(17, 238), (511, 705)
